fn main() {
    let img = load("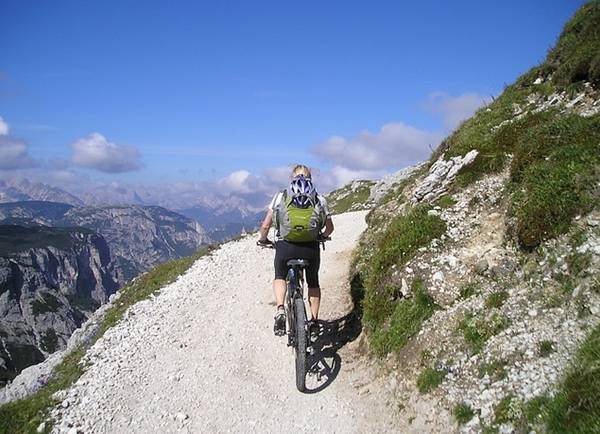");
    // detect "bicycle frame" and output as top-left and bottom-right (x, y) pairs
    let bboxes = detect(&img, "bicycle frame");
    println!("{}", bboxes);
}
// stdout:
(285, 263), (307, 348)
